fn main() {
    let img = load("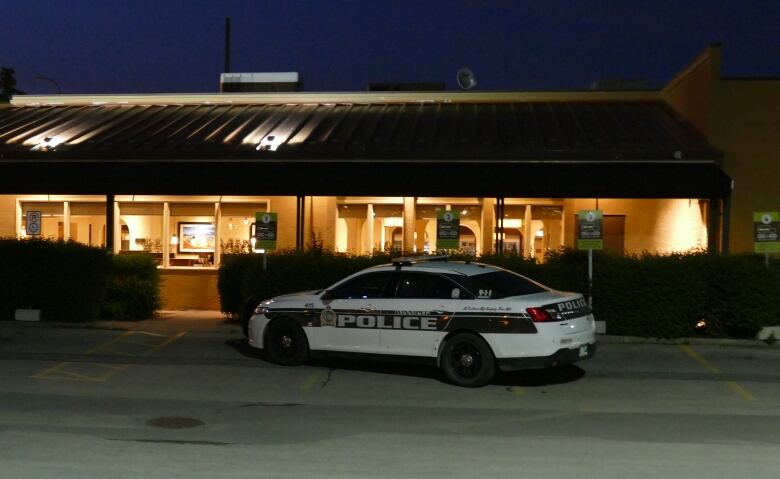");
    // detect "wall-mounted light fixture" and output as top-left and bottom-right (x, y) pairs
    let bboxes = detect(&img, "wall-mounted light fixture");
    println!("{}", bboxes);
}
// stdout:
(171, 234), (179, 246)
